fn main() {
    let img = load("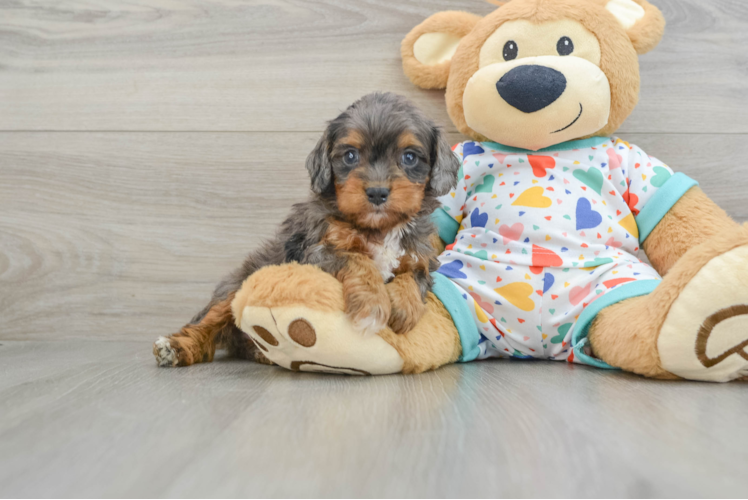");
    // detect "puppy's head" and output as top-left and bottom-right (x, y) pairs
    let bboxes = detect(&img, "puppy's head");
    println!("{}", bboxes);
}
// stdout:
(306, 92), (460, 230)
